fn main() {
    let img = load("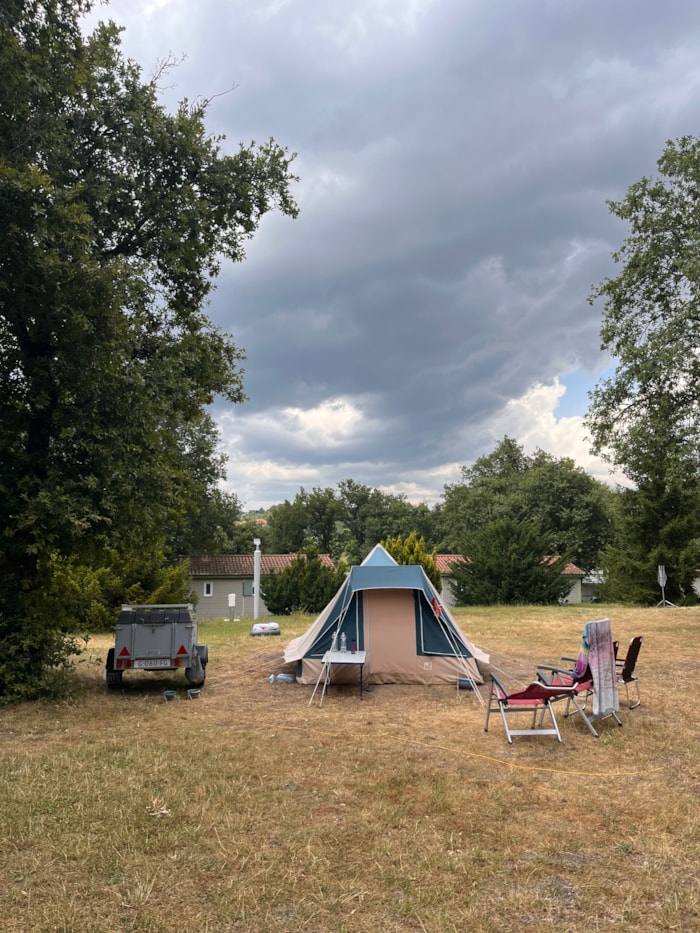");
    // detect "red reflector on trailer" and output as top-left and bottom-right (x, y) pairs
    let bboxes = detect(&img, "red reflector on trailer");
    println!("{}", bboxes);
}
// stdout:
(176, 645), (188, 655)
(119, 646), (130, 657)
(174, 658), (182, 667)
